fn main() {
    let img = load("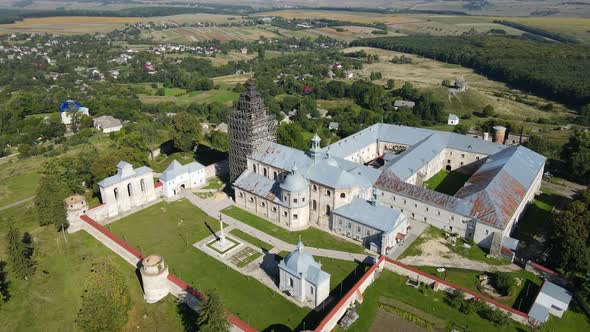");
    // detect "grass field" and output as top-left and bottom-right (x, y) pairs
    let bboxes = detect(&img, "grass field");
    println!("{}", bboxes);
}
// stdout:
(0, 202), (186, 332)
(0, 155), (44, 207)
(423, 170), (470, 195)
(138, 85), (240, 106)
(221, 206), (365, 254)
(229, 228), (273, 251)
(340, 270), (528, 332)
(344, 46), (573, 126)
(107, 199), (363, 330)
